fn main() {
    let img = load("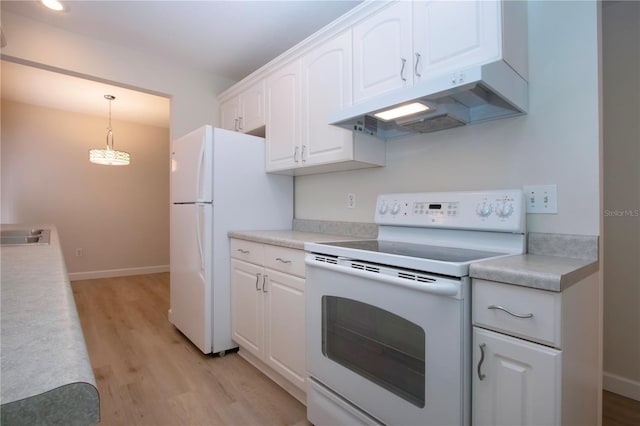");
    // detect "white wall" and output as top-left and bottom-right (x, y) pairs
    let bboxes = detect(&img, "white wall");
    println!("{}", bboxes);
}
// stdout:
(602, 1), (640, 401)
(1, 100), (170, 278)
(0, 11), (235, 138)
(296, 1), (601, 237)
